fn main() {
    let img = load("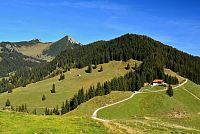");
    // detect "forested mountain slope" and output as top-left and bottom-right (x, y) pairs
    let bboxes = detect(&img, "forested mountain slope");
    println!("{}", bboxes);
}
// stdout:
(0, 34), (200, 93)
(0, 36), (80, 77)
(0, 42), (44, 77)
(53, 33), (200, 84)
